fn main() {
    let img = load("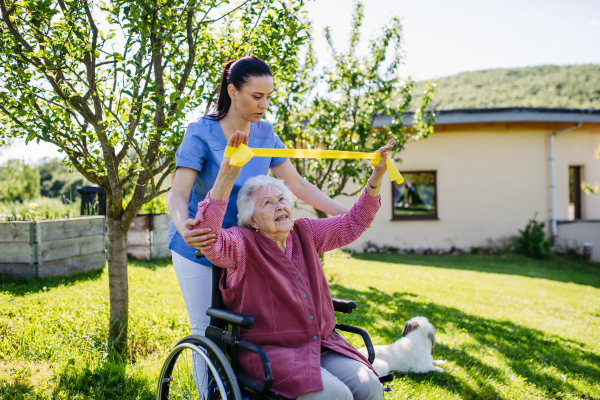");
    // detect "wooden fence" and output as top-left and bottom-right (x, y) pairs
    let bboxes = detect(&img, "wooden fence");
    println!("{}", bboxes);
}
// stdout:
(127, 214), (171, 260)
(0, 216), (106, 278)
